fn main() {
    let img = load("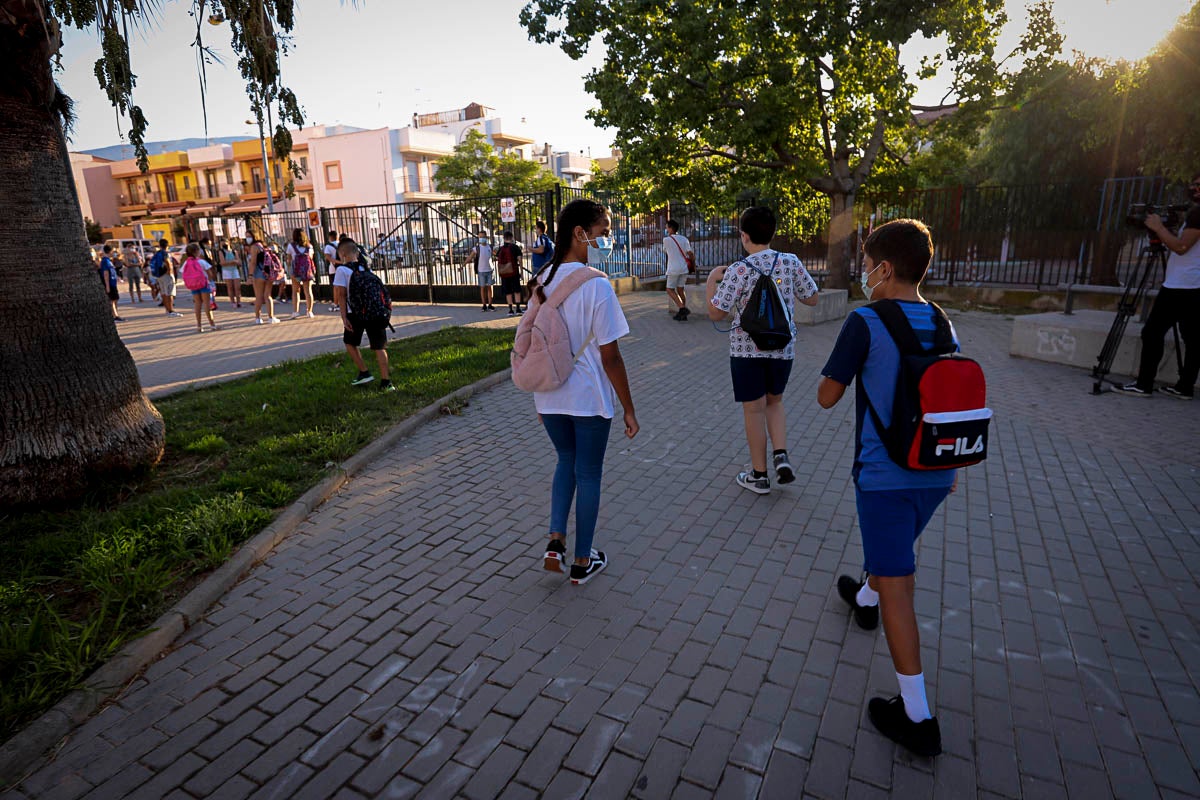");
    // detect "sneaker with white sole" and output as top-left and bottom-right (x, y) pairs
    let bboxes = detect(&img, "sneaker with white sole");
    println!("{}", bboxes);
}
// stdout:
(255, 318), (264, 325)
(268, 317), (281, 324)
(1115, 382), (1152, 397)
(570, 549), (607, 584)
(736, 470), (771, 495)
(351, 371), (374, 386)
(544, 538), (566, 573)
(773, 452), (795, 484)
(306, 311), (316, 318)
(1159, 386), (1193, 400)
